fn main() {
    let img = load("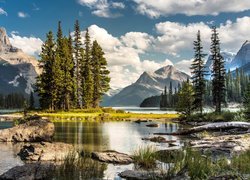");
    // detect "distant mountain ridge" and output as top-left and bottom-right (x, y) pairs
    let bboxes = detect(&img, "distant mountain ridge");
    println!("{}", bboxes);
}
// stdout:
(0, 27), (40, 95)
(102, 65), (190, 106)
